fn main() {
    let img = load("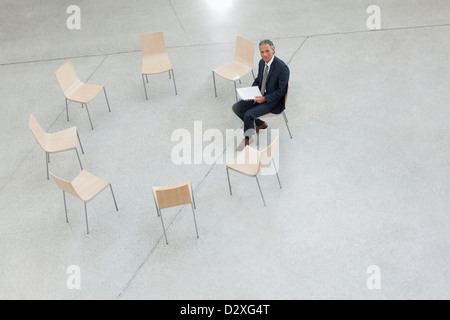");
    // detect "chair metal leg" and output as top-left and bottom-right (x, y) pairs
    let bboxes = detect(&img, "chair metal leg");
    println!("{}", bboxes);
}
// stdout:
(234, 81), (238, 102)
(84, 202), (90, 234)
(65, 98), (69, 121)
(84, 103), (94, 130)
(146, 75), (149, 83)
(255, 176), (266, 207)
(159, 210), (169, 245)
(152, 195), (160, 217)
(63, 191), (69, 223)
(190, 182), (196, 209)
(191, 204), (199, 239)
(213, 71), (217, 97)
(46, 152), (49, 180)
(168, 70), (171, 79)
(103, 87), (111, 112)
(171, 69), (178, 95)
(77, 131), (85, 154)
(226, 167), (232, 195)
(142, 74), (148, 100)
(256, 121), (260, 148)
(110, 184), (118, 211)
(272, 159), (282, 189)
(252, 69), (256, 80)
(75, 148), (83, 170)
(283, 112), (293, 139)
